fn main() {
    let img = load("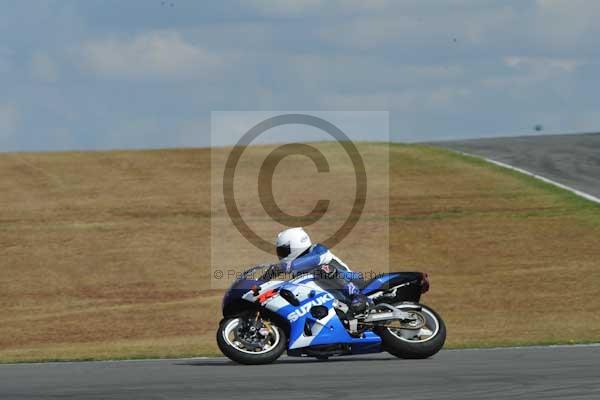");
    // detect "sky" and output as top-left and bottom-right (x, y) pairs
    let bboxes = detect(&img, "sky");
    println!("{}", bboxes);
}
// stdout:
(1, 0), (599, 151)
